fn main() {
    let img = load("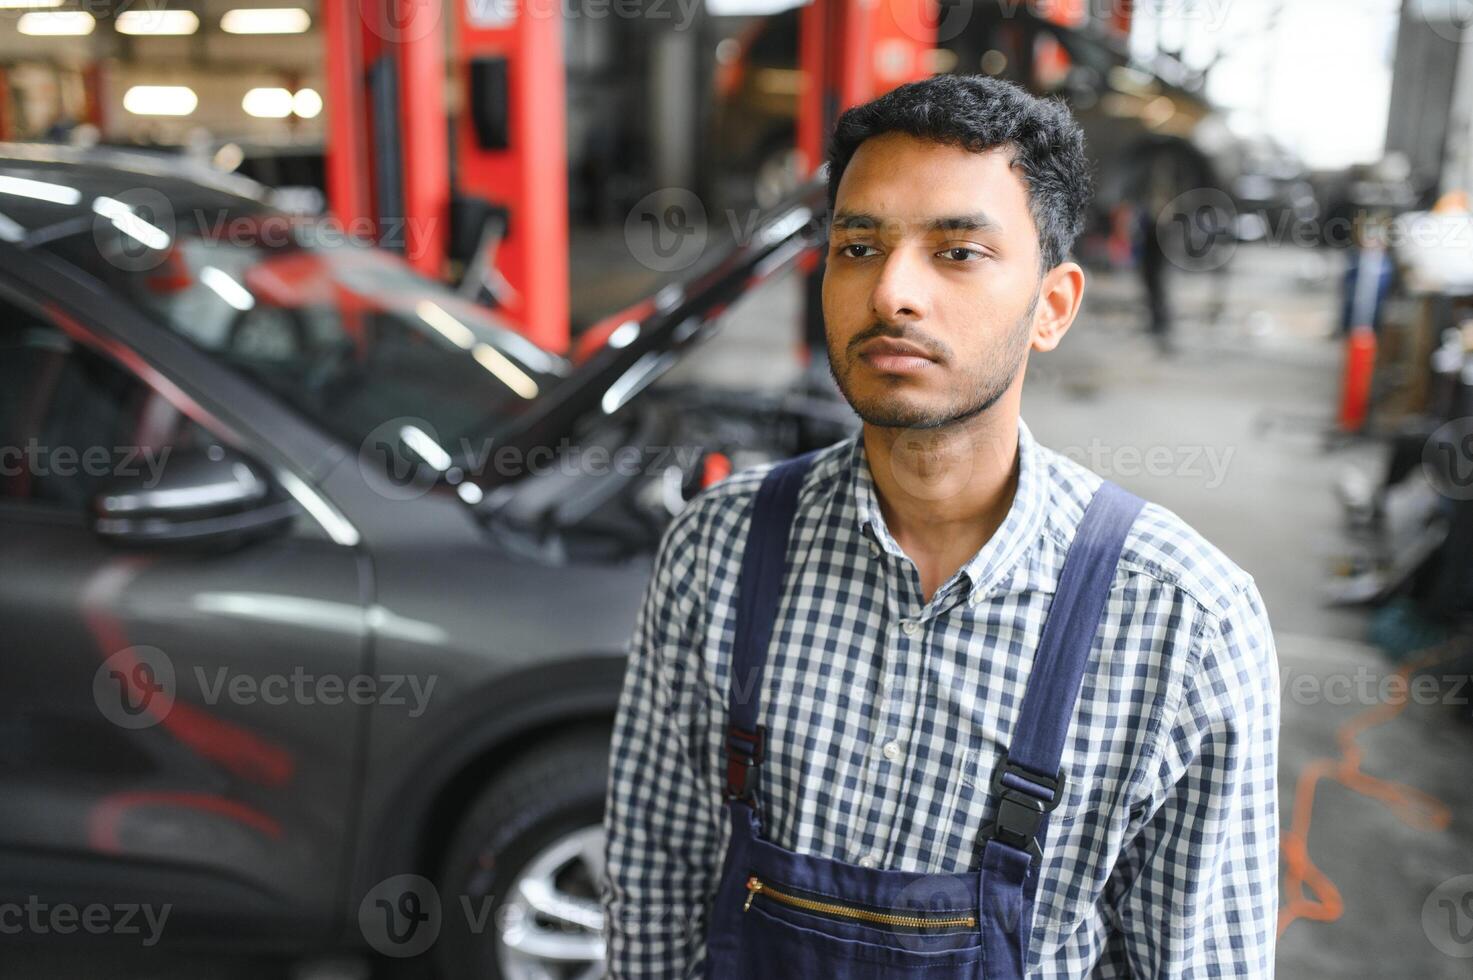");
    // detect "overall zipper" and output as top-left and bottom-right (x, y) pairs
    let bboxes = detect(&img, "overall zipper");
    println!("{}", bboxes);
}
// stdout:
(743, 876), (977, 929)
